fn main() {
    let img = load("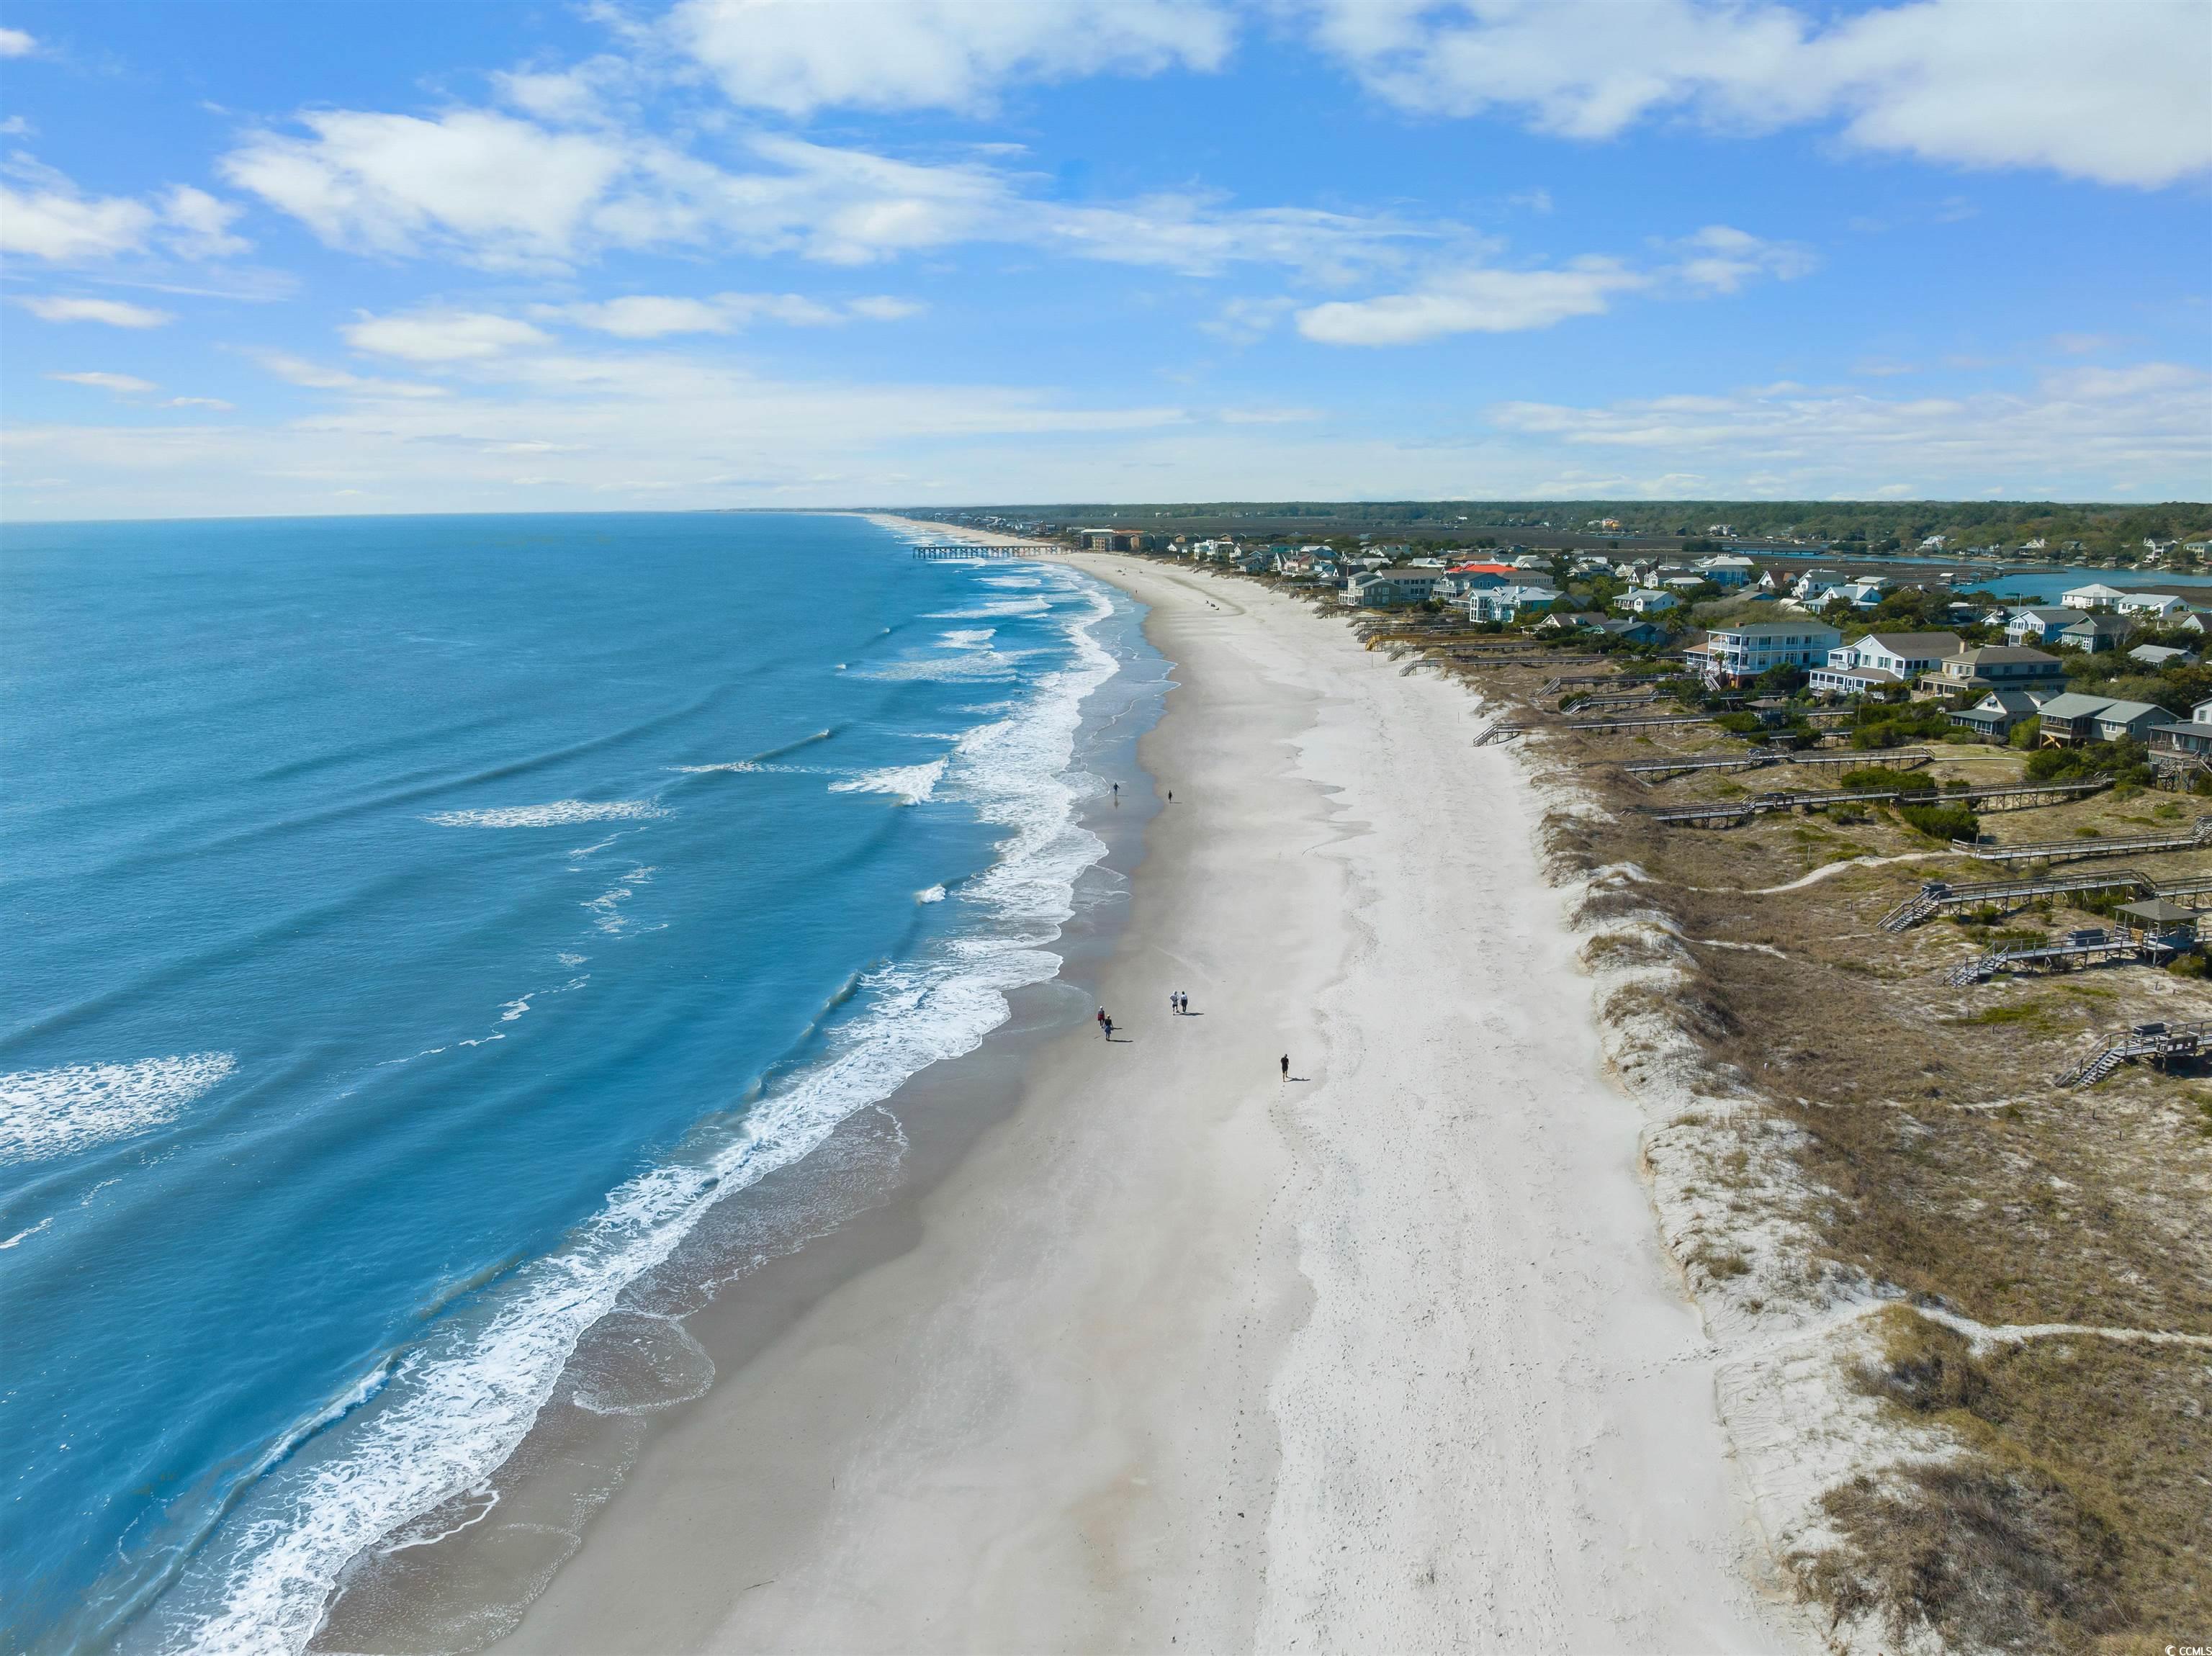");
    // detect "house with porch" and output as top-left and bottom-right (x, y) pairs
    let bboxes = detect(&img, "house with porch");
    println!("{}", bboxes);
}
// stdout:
(1947, 688), (2050, 741)
(1688, 619), (1843, 685)
(2004, 607), (2087, 646)
(2149, 698), (2212, 775)
(1346, 568), (1442, 607)
(1917, 644), (2067, 699)
(2036, 693), (2165, 746)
